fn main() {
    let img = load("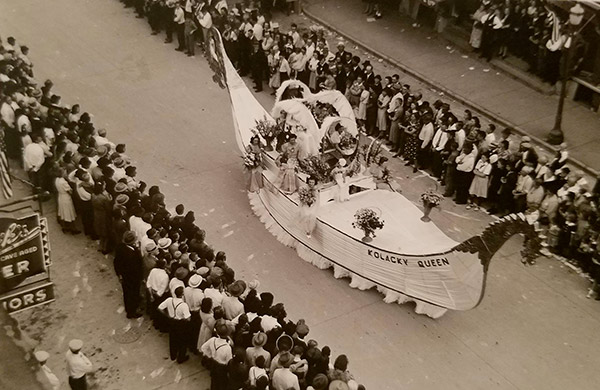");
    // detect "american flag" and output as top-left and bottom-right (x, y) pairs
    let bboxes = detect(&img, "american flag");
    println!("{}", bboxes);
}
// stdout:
(0, 134), (13, 199)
